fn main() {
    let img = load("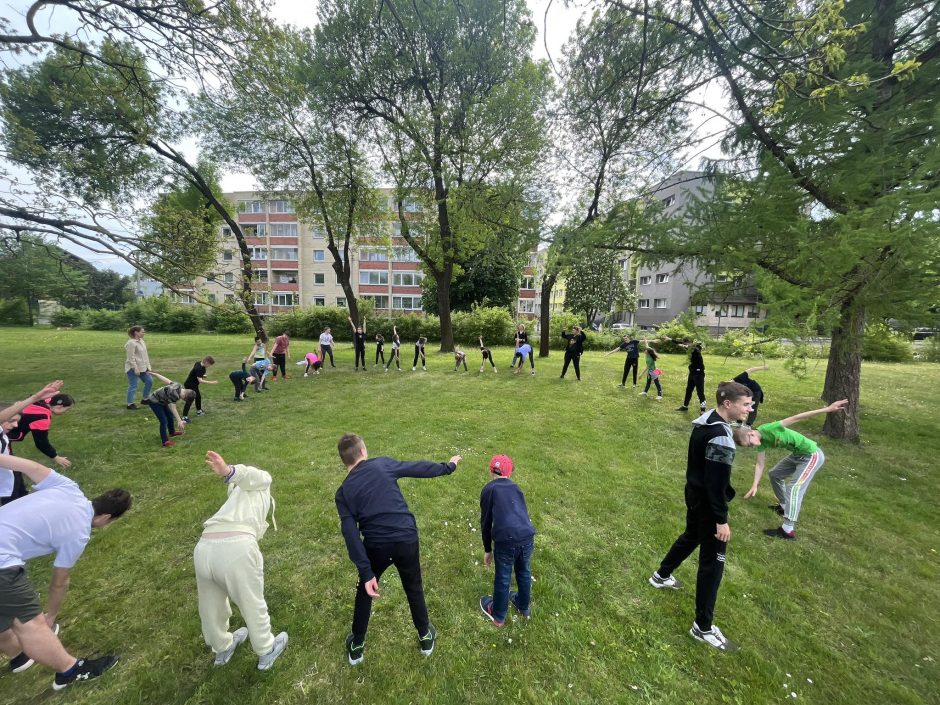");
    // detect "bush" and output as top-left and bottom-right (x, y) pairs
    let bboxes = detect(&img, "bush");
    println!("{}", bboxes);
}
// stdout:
(863, 324), (913, 362)
(0, 298), (30, 325)
(83, 308), (126, 330)
(268, 307), (352, 341)
(50, 307), (85, 327)
(918, 335), (940, 363)
(206, 301), (253, 335)
(452, 306), (514, 345)
(122, 296), (204, 333)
